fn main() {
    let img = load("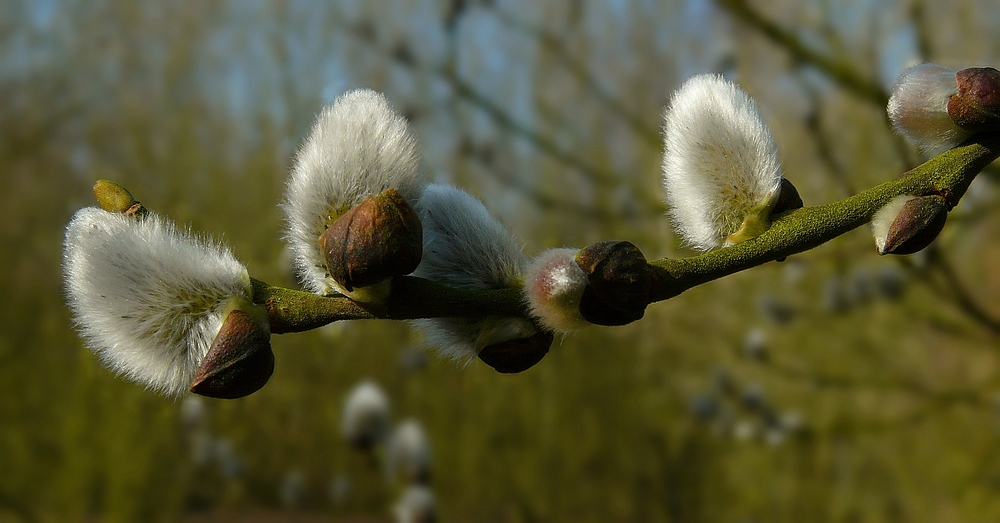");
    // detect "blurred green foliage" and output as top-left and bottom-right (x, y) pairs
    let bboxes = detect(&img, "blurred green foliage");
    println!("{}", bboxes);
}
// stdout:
(4, 1), (1000, 522)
